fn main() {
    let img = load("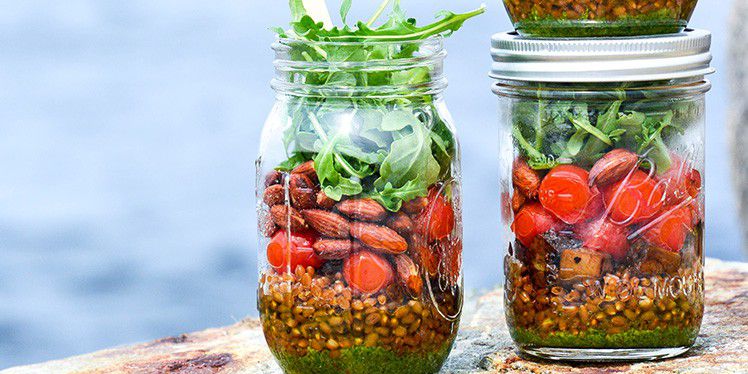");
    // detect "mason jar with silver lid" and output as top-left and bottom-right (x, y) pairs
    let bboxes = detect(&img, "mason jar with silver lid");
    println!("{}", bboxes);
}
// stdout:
(492, 30), (713, 361)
